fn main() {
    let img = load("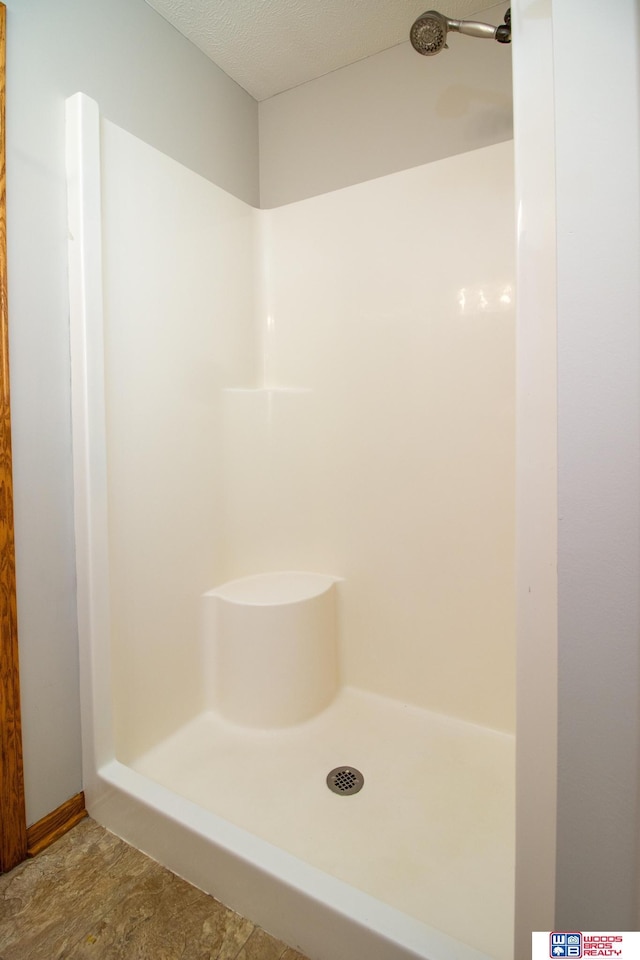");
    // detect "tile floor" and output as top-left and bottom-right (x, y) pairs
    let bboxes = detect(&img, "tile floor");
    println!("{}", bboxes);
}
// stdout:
(0, 817), (309, 960)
